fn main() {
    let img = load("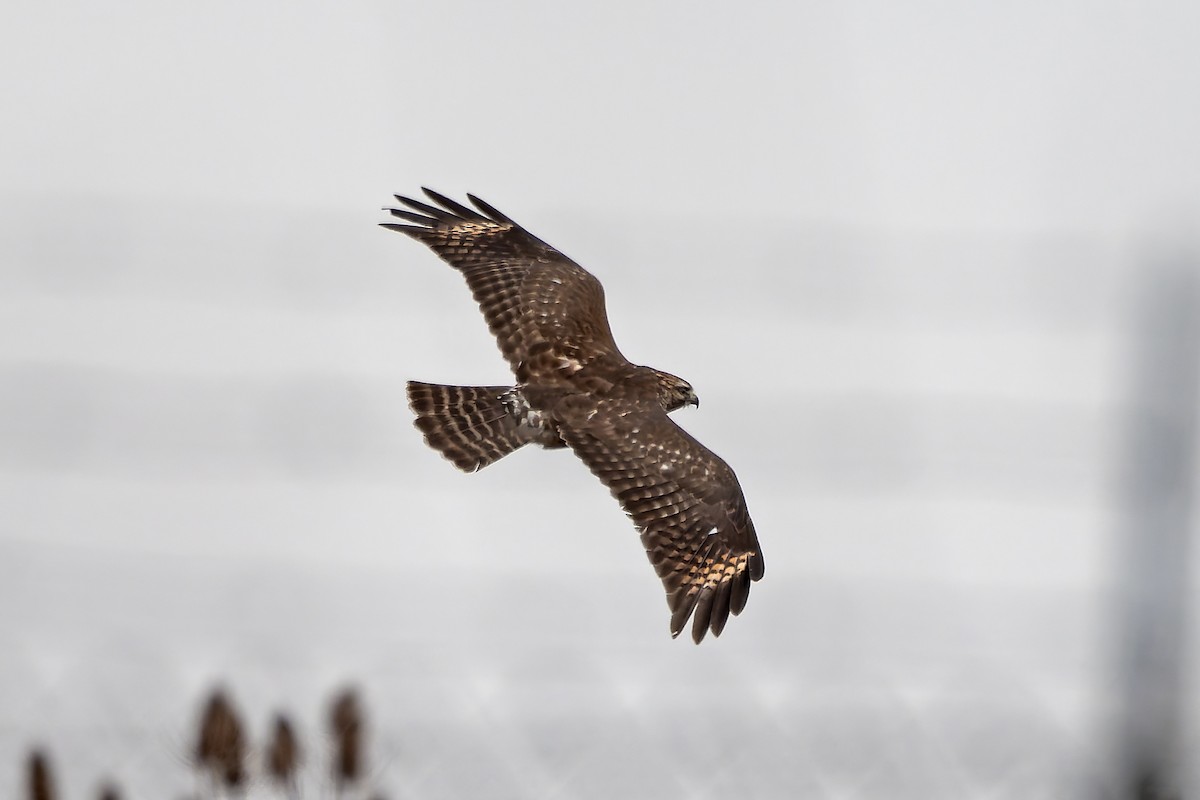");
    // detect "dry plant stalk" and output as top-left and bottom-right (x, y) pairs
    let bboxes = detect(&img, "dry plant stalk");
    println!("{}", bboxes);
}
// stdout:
(18, 684), (389, 799)
(194, 687), (247, 792)
(329, 688), (365, 788)
(27, 749), (55, 800)
(266, 712), (302, 787)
